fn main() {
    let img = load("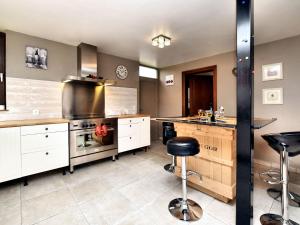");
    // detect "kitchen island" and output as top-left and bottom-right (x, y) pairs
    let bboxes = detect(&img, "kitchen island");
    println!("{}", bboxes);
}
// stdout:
(155, 116), (276, 202)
